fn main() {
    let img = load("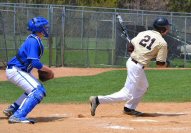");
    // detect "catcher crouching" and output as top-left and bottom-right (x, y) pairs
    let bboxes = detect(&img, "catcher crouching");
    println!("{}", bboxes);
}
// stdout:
(3, 16), (53, 124)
